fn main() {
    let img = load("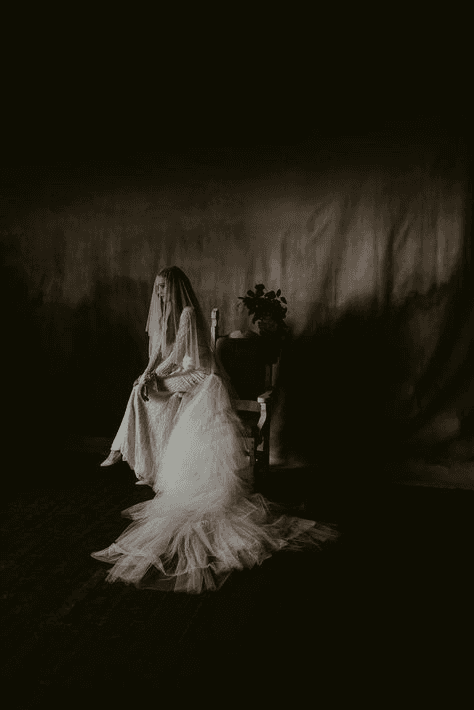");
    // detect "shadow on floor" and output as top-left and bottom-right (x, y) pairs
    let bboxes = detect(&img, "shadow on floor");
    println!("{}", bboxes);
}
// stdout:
(2, 453), (473, 706)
